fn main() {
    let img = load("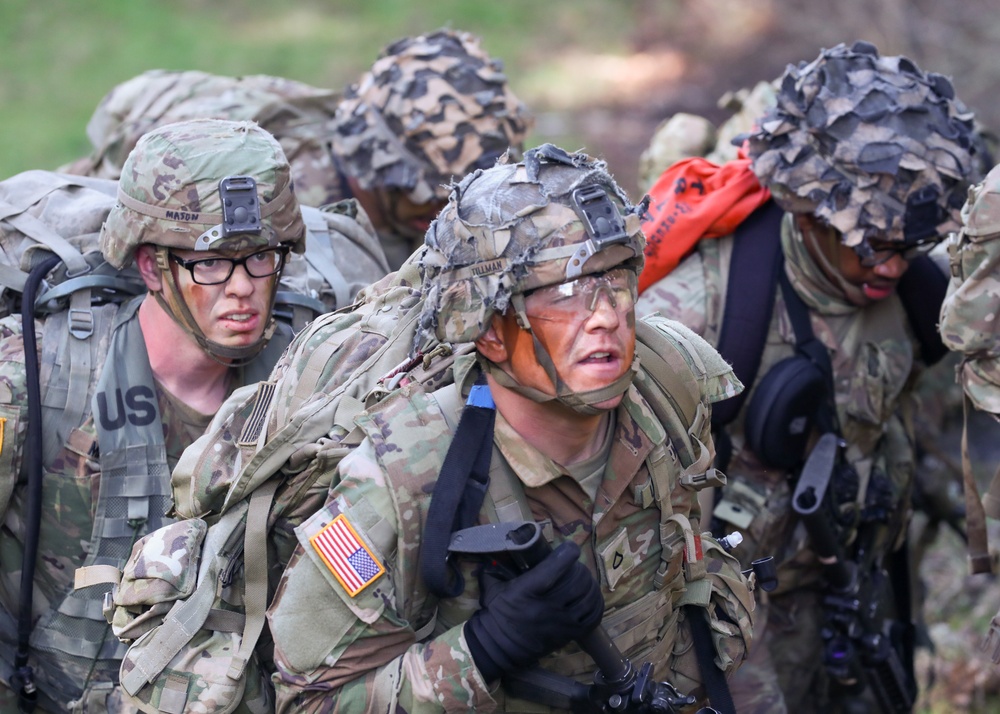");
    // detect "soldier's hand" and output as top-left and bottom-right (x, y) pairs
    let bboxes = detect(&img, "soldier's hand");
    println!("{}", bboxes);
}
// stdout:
(463, 540), (604, 682)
